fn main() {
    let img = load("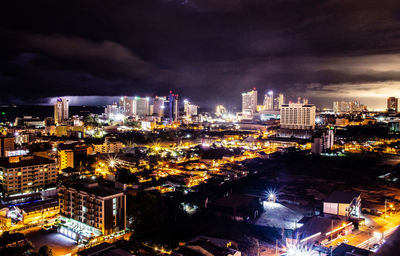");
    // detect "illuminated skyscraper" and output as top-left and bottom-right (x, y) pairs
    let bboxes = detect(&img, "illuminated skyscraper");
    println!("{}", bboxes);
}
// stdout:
(387, 97), (398, 113)
(333, 100), (366, 113)
(54, 97), (69, 125)
(215, 105), (227, 117)
(277, 93), (285, 110)
(167, 92), (179, 122)
(153, 96), (166, 117)
(263, 90), (274, 110)
(119, 96), (134, 116)
(134, 97), (150, 116)
(242, 89), (257, 115)
(105, 102), (119, 119)
(184, 100), (199, 118)
(280, 103), (316, 130)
